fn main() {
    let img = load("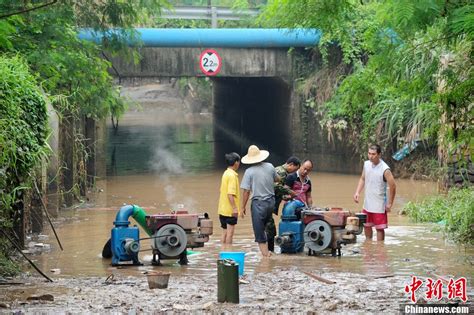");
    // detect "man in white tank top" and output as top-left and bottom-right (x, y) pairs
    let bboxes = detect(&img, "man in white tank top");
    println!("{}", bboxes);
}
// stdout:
(353, 144), (397, 241)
